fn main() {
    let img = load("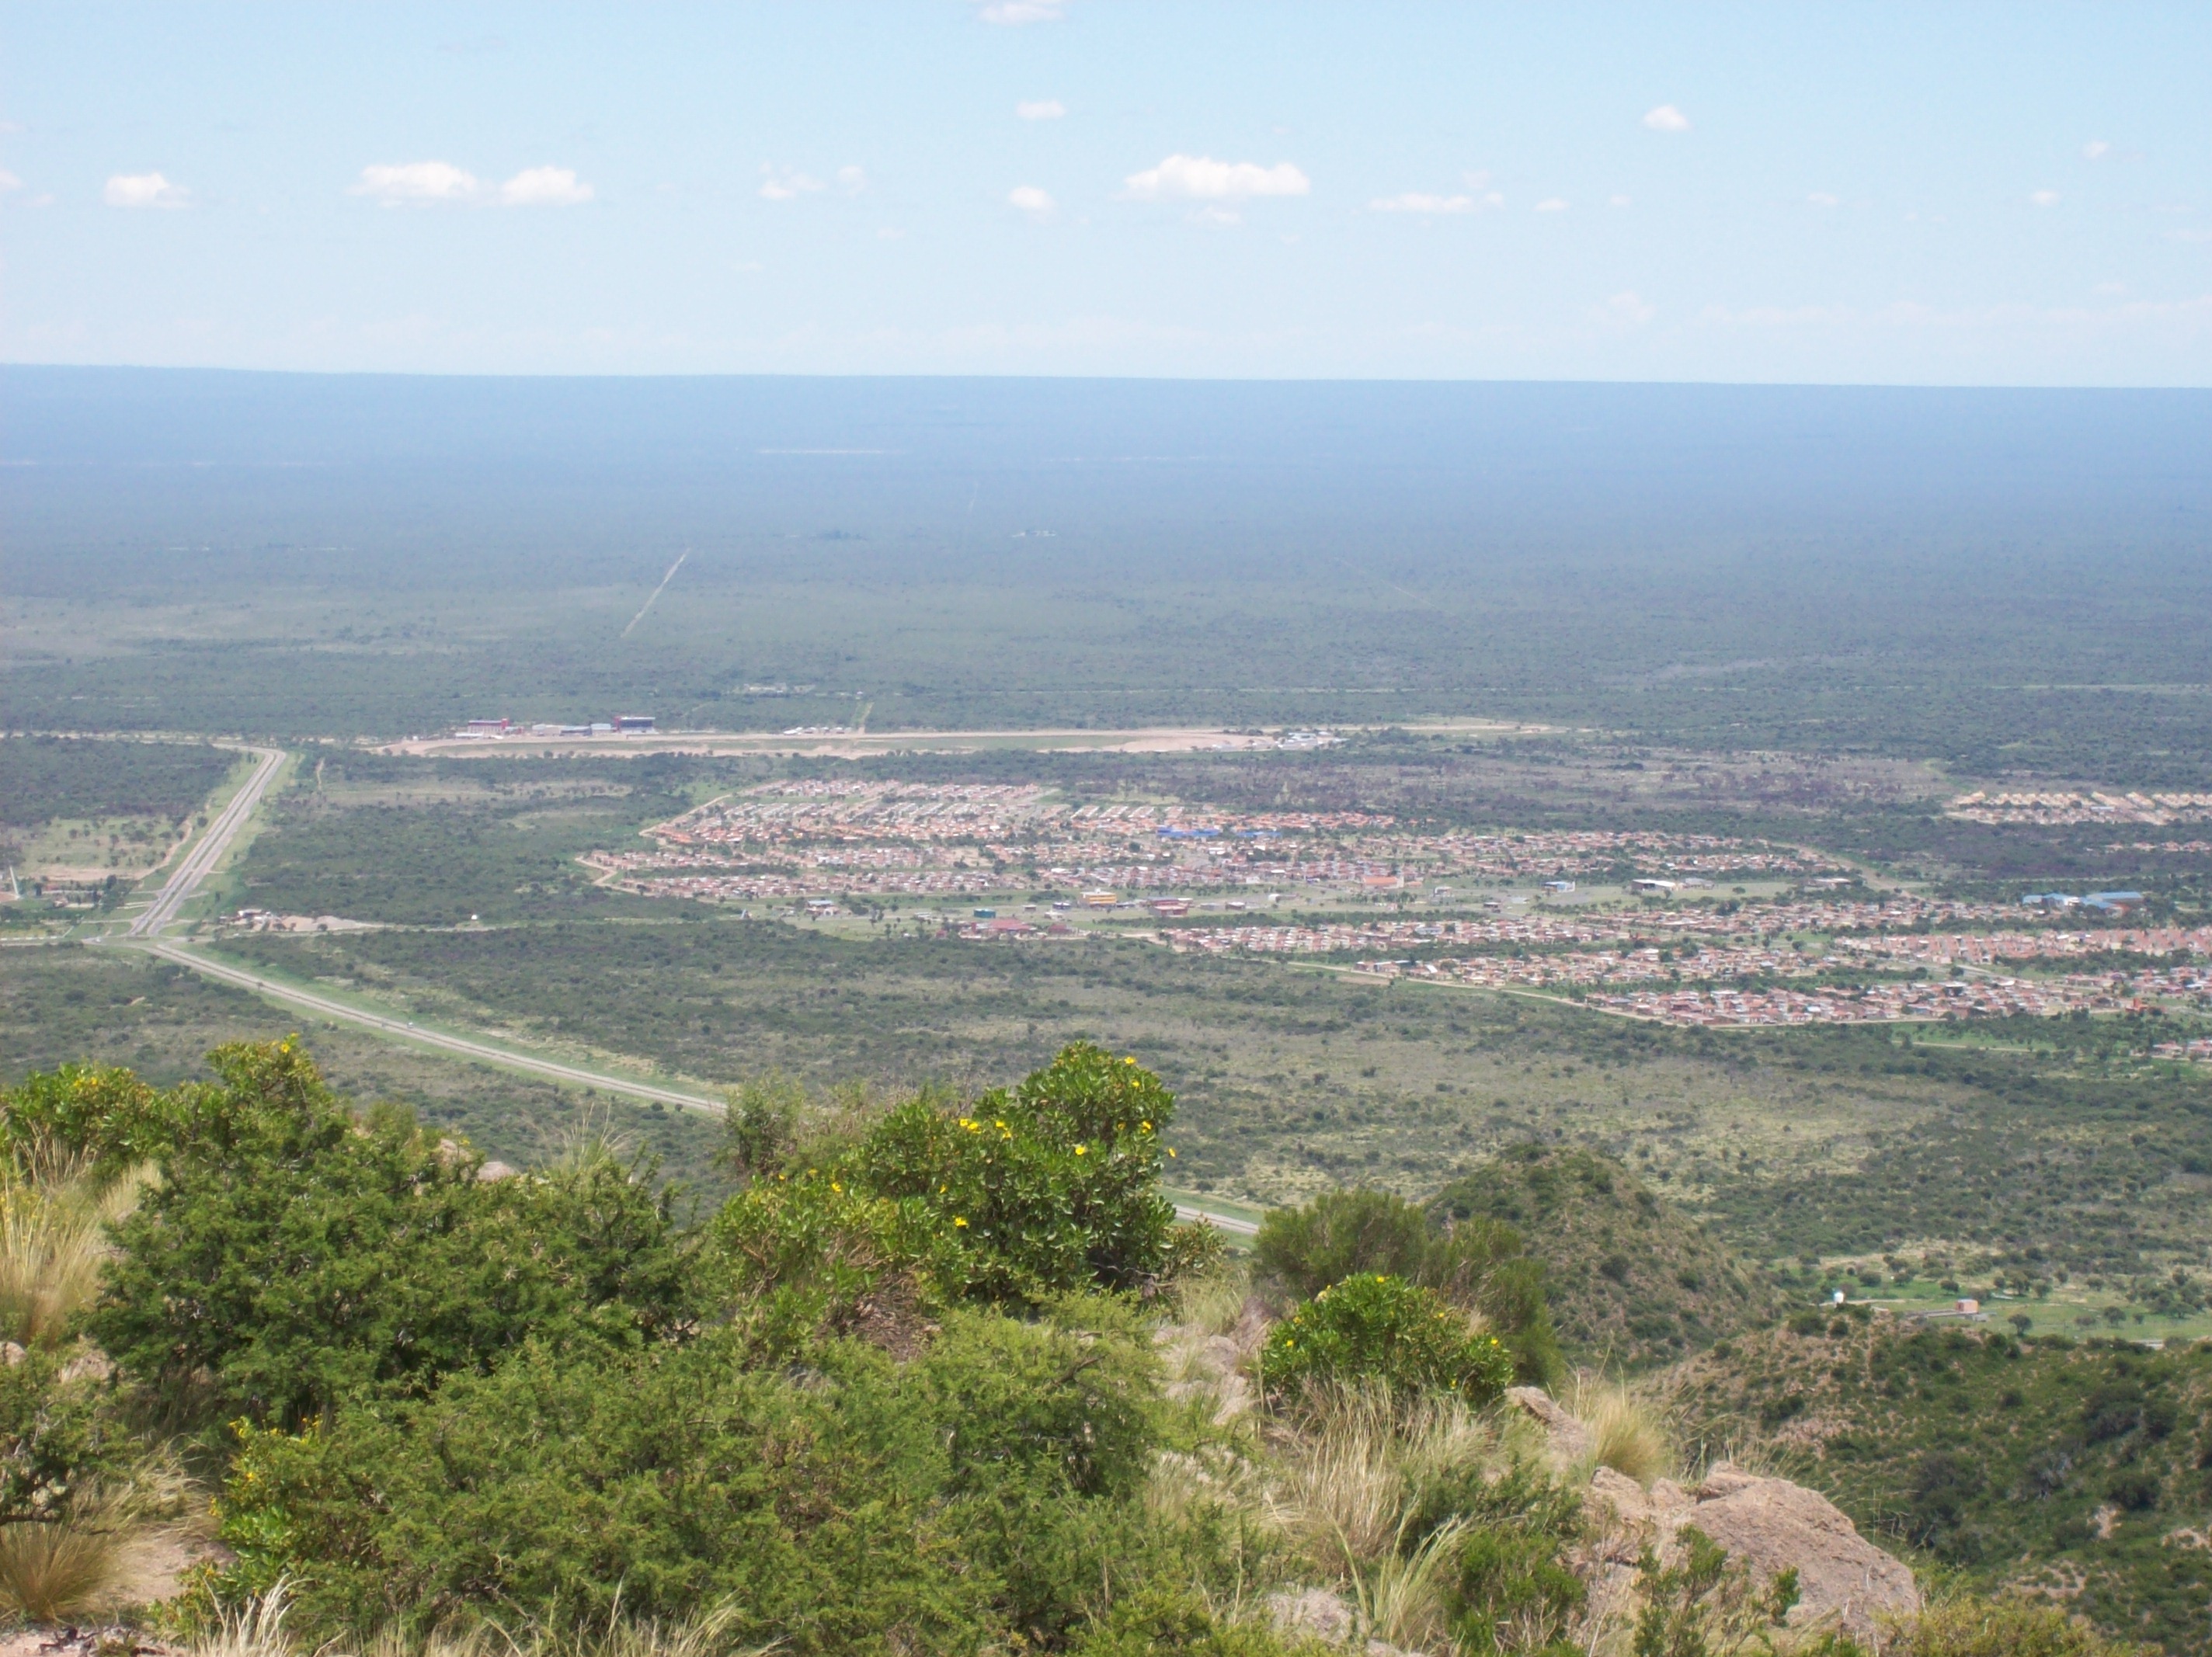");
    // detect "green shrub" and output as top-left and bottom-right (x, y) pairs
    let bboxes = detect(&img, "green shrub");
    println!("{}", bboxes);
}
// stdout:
(89, 1040), (695, 1429)
(1069, 1589), (1326, 1657)
(1260, 1275), (1515, 1409)
(195, 1306), (1190, 1652)
(1629, 1526), (1796, 1657)
(0, 1349), (144, 1524)
(1254, 1190), (1432, 1298)
(0, 1064), (171, 1176)
(709, 1170), (951, 1356)
(854, 1042), (1184, 1305)
(1252, 1188), (1562, 1386)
